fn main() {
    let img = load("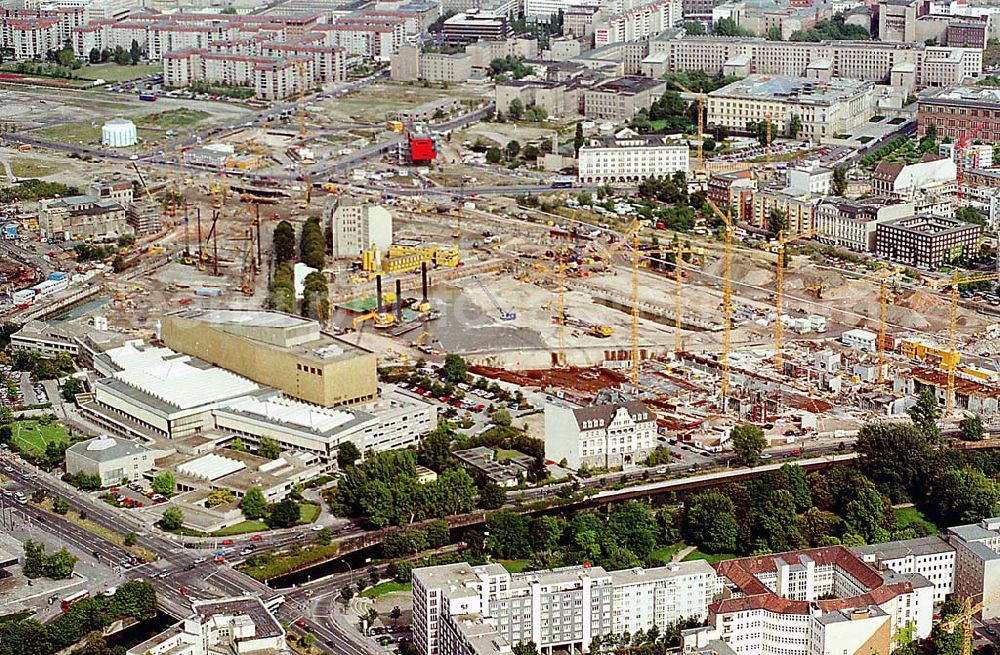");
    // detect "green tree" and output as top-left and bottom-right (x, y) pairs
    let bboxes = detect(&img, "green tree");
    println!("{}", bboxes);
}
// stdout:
(268, 498), (300, 528)
(930, 466), (1000, 525)
(124, 532), (137, 546)
(337, 441), (362, 469)
(683, 20), (706, 35)
(273, 221), (296, 263)
(486, 510), (530, 559)
(767, 207), (789, 238)
(529, 515), (563, 554)
(241, 487), (267, 519)
(479, 481), (507, 509)
(44, 547), (78, 579)
(512, 642), (540, 655)
(506, 139), (521, 160)
(207, 488), (235, 507)
(443, 354), (469, 383)
(766, 26), (782, 40)
(60, 376), (83, 401)
(608, 501), (660, 558)
(315, 527), (333, 545)
(486, 147), (503, 164)
(843, 479), (892, 543)
(53, 497), (69, 514)
(683, 490), (738, 553)
(299, 217), (325, 271)
(798, 507), (842, 546)
(908, 389), (941, 442)
(259, 435), (281, 459)
(961, 412), (984, 441)
(152, 471), (175, 497)
(88, 47), (101, 64)
(160, 507), (184, 530)
(855, 421), (930, 502)
(789, 114), (802, 138)
(832, 165), (848, 196)
(23, 540), (46, 578)
(230, 437), (246, 452)
(508, 98), (524, 120)
(426, 518), (450, 548)
(418, 425), (454, 472)
(491, 407), (512, 427)
(714, 17), (753, 36)
(129, 39), (141, 64)
(730, 423), (768, 466)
